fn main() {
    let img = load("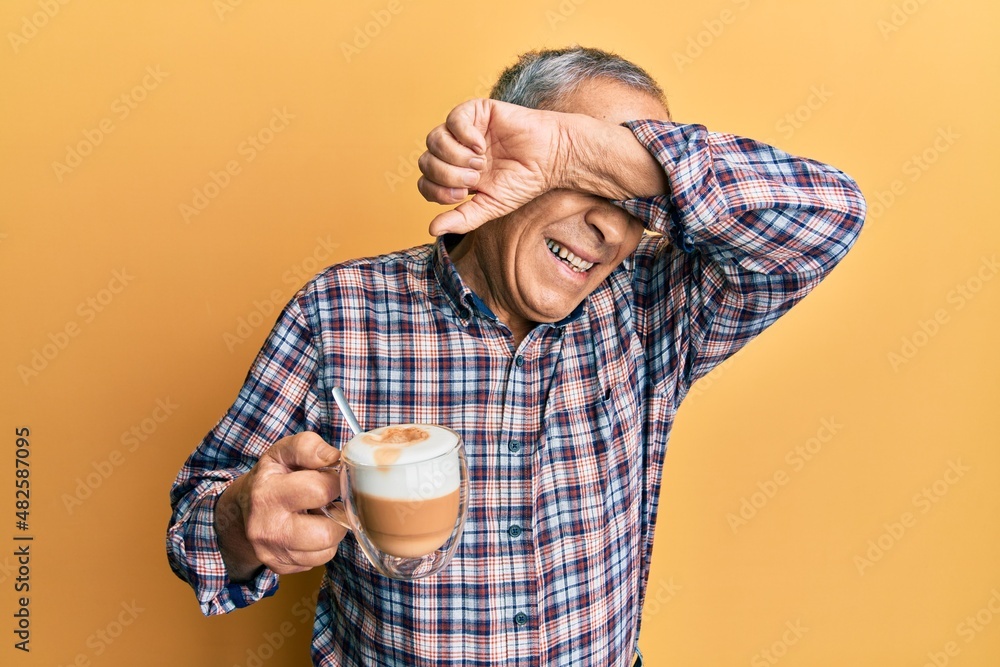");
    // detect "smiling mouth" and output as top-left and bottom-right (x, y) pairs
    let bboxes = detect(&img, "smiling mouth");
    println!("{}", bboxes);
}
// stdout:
(545, 239), (595, 273)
